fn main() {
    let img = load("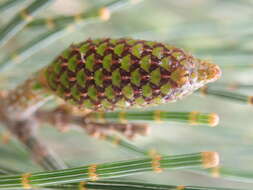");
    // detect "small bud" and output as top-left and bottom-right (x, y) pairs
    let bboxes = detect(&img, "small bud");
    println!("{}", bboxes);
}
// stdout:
(99, 8), (110, 21)
(208, 113), (219, 127)
(202, 152), (220, 168)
